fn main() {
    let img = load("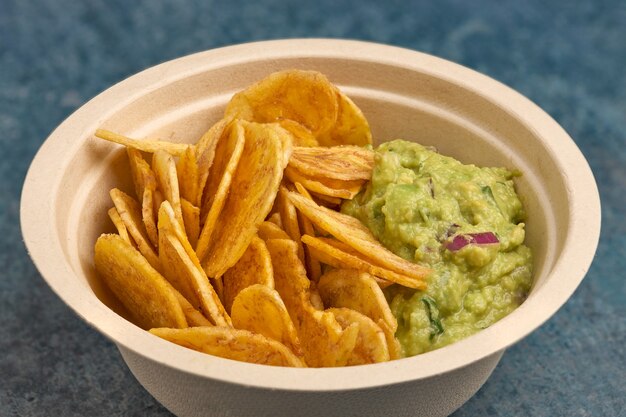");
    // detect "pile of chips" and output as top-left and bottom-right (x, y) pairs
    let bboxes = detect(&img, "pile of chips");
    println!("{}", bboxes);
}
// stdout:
(94, 70), (430, 367)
